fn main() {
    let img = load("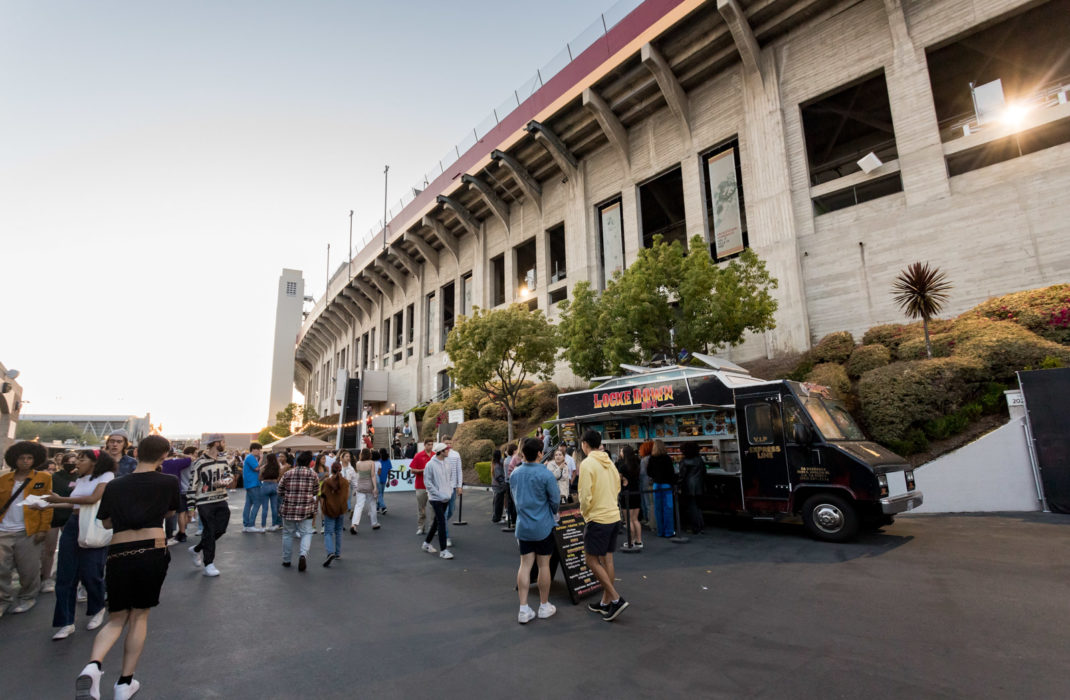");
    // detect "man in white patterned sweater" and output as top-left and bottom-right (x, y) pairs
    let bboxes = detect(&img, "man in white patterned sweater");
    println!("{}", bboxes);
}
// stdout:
(188, 434), (234, 577)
